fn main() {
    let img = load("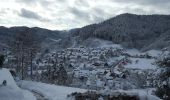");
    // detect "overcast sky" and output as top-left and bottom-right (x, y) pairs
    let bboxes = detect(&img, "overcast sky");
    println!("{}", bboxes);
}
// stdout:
(0, 0), (170, 30)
